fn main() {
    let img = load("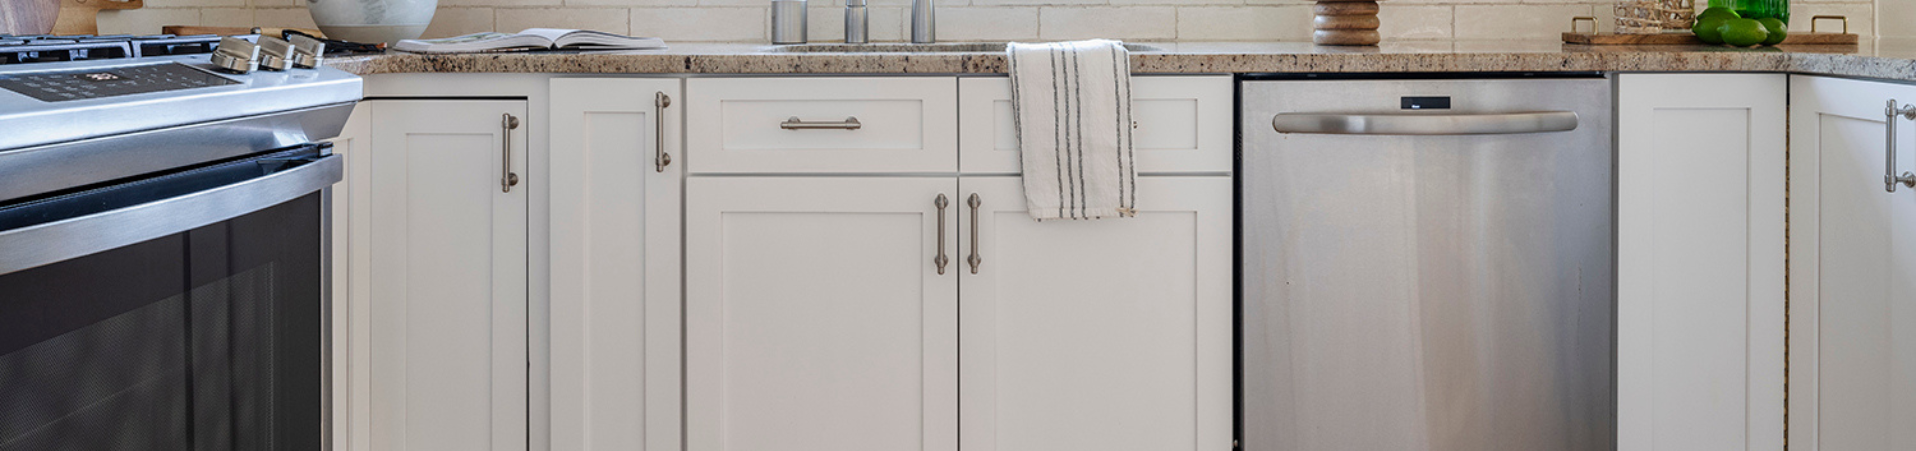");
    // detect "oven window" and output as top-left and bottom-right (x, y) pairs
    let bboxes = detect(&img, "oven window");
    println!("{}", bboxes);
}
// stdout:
(0, 193), (322, 451)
